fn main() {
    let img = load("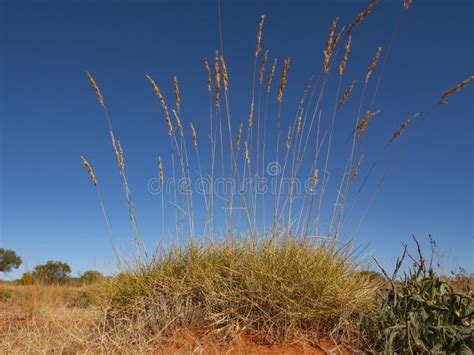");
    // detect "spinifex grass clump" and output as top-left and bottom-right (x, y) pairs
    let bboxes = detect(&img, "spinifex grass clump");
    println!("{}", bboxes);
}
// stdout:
(364, 236), (473, 353)
(100, 237), (378, 343)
